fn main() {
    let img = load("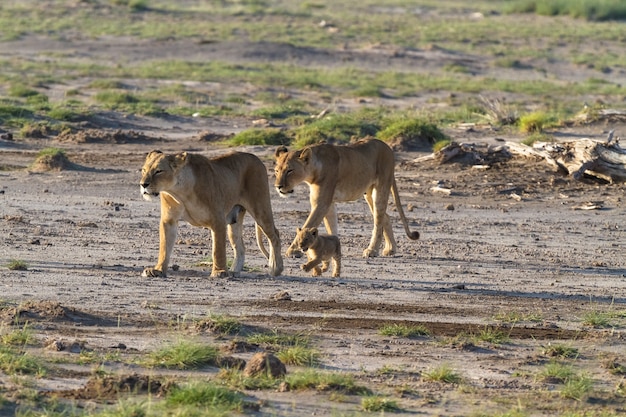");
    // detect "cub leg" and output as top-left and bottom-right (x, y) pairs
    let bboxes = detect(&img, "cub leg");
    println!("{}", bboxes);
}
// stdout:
(320, 260), (330, 272)
(331, 255), (341, 278)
